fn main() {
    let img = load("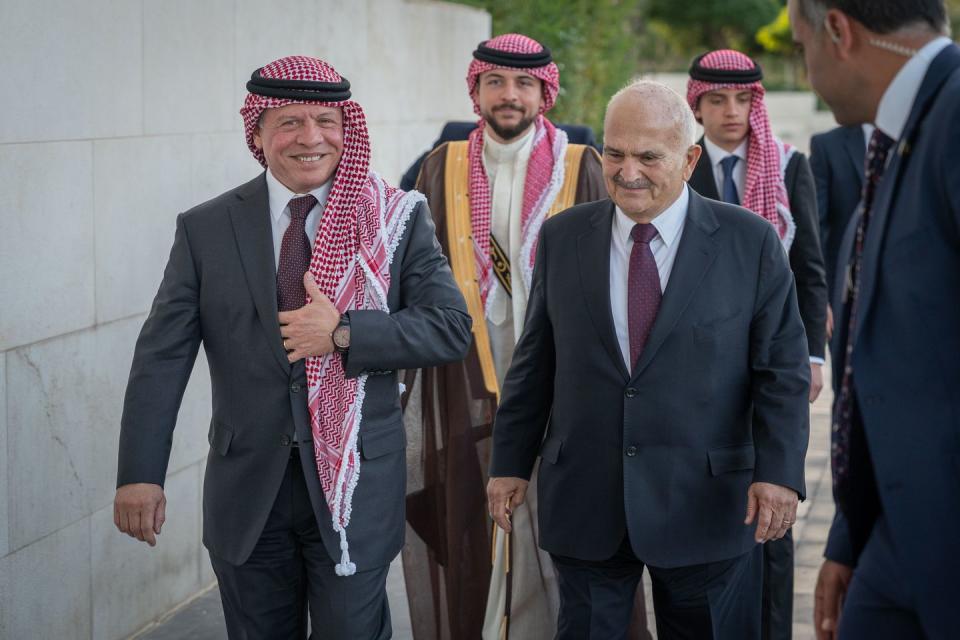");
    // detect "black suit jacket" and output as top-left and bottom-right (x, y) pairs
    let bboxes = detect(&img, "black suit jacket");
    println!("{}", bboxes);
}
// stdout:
(118, 173), (471, 569)
(809, 125), (865, 300)
(490, 190), (809, 568)
(689, 139), (828, 359)
(825, 44), (960, 637)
